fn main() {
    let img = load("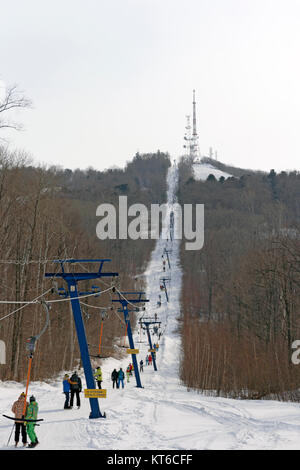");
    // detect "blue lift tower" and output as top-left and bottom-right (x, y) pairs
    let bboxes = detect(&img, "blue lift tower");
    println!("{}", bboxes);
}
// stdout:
(160, 277), (171, 303)
(45, 259), (118, 419)
(138, 317), (161, 371)
(112, 291), (149, 389)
